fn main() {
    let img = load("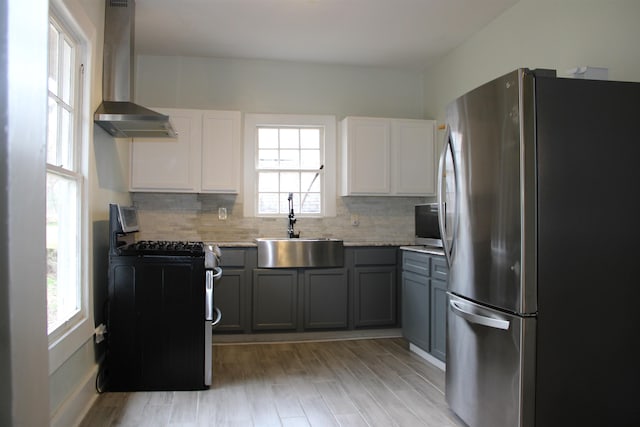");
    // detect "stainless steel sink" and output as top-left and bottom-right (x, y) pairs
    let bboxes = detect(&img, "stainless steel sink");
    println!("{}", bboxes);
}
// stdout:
(256, 238), (344, 268)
